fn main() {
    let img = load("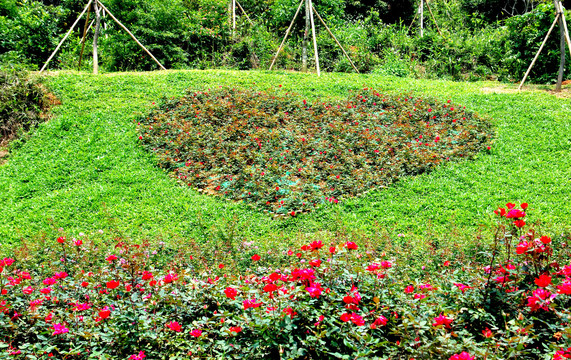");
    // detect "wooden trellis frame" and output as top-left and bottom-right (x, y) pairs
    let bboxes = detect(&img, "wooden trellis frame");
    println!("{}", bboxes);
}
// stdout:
(408, 0), (442, 37)
(518, 0), (571, 91)
(269, 0), (359, 76)
(40, 0), (166, 74)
